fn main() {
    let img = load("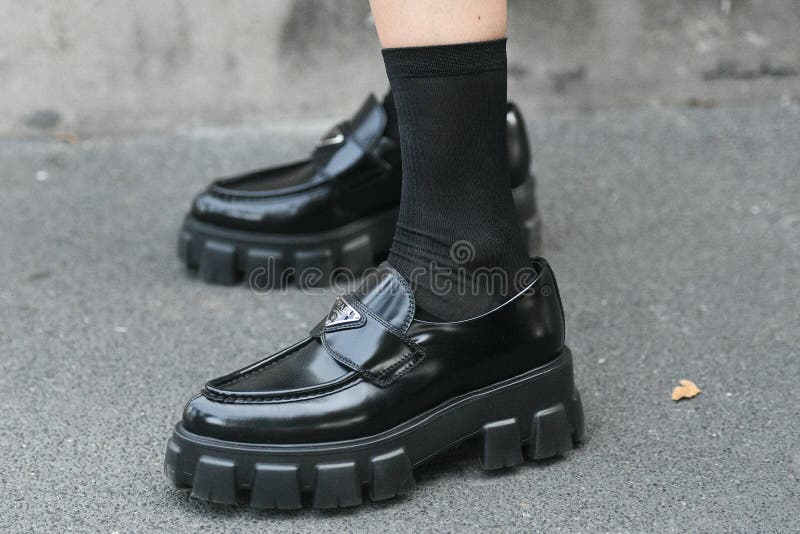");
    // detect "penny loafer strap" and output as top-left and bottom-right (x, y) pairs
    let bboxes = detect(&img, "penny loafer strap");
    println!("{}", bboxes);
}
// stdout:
(310, 94), (389, 178)
(315, 296), (426, 387)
